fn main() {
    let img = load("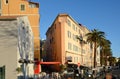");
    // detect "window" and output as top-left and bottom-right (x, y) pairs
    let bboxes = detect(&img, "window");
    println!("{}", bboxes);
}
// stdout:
(67, 31), (71, 38)
(5, 0), (8, 4)
(73, 34), (75, 40)
(73, 45), (78, 52)
(72, 24), (75, 31)
(82, 49), (85, 54)
(68, 42), (72, 50)
(76, 46), (78, 52)
(75, 27), (77, 32)
(74, 57), (78, 63)
(73, 34), (77, 42)
(0, 65), (5, 79)
(67, 19), (71, 26)
(76, 57), (78, 62)
(79, 29), (80, 34)
(78, 48), (80, 52)
(20, 4), (25, 11)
